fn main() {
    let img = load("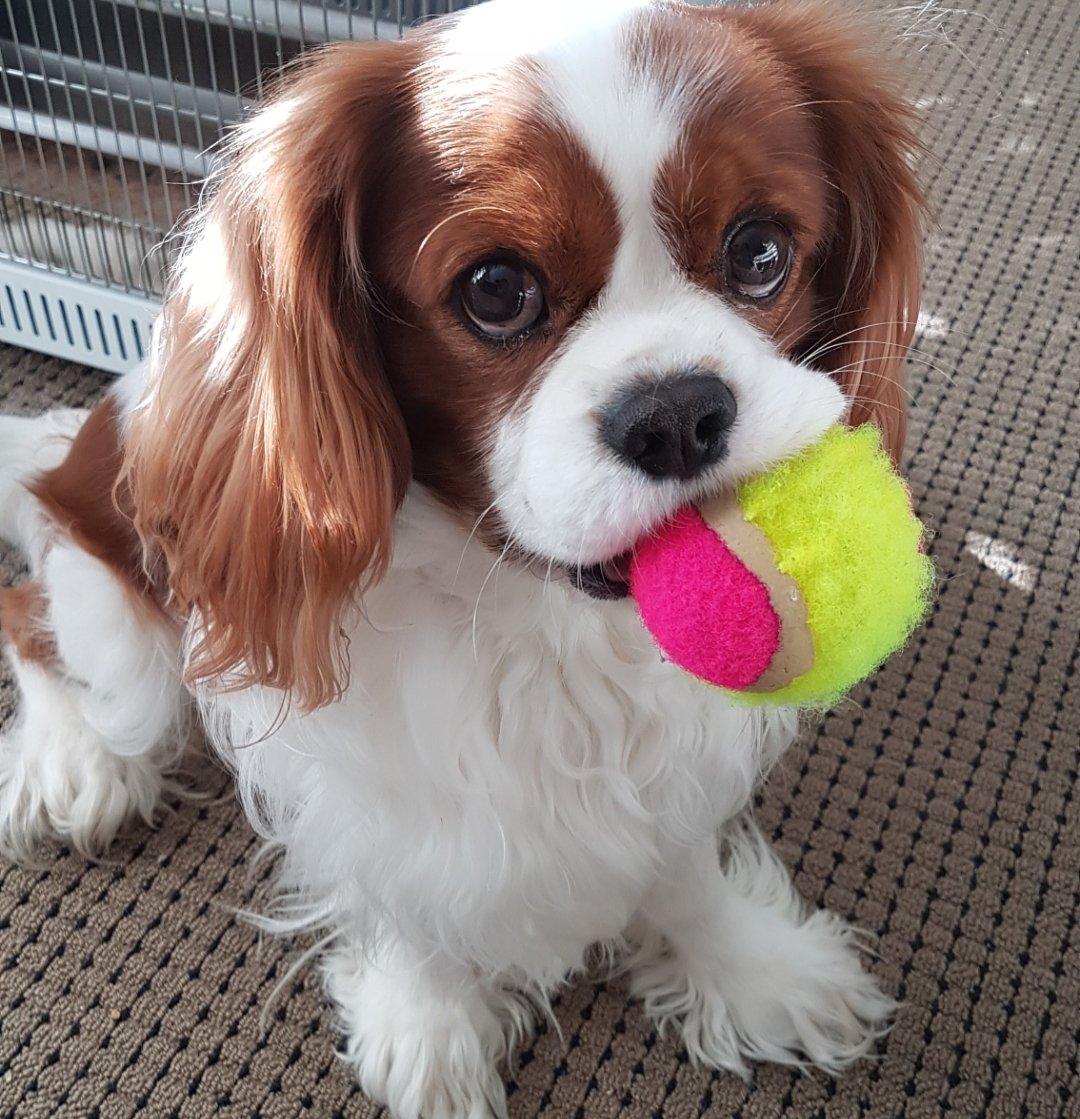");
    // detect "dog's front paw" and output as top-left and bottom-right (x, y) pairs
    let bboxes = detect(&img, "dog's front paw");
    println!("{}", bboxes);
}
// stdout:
(325, 944), (509, 1119)
(0, 662), (167, 861)
(731, 909), (897, 1073)
(633, 909), (895, 1078)
(631, 822), (897, 1078)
